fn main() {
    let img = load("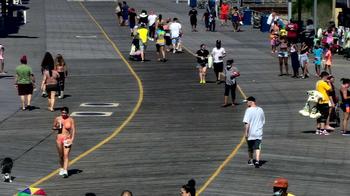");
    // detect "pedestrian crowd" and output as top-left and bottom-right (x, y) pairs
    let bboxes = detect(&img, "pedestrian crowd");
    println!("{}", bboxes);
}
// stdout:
(265, 12), (350, 136)
(116, 1), (188, 63)
(12, 51), (74, 178)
